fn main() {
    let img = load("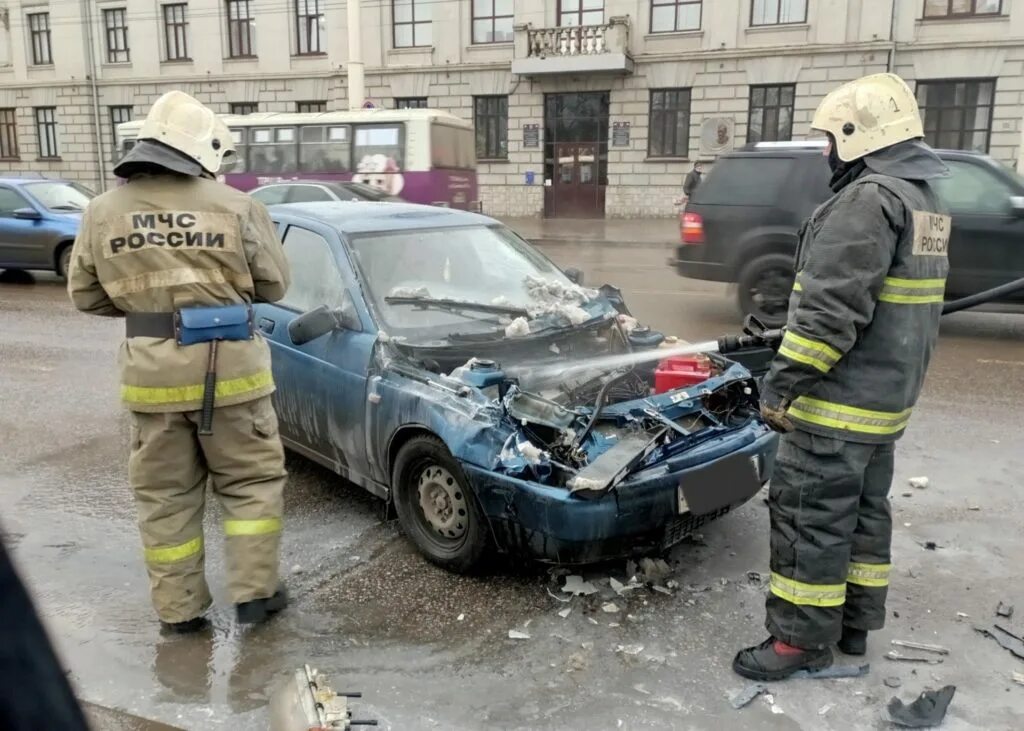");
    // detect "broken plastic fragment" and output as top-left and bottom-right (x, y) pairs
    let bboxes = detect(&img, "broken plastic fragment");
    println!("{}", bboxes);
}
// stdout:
(908, 476), (929, 489)
(885, 652), (944, 665)
(818, 703), (834, 716)
(997, 601), (1015, 619)
(601, 602), (620, 614)
(891, 639), (949, 655)
(884, 685), (956, 728)
(615, 644), (644, 656)
(558, 608), (572, 619)
(884, 677), (903, 689)
(729, 683), (767, 710)
(508, 630), (530, 640)
(1012, 672), (1024, 687)
(651, 585), (672, 596)
(504, 317), (531, 337)
(562, 575), (598, 596)
(457, 613), (465, 621)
